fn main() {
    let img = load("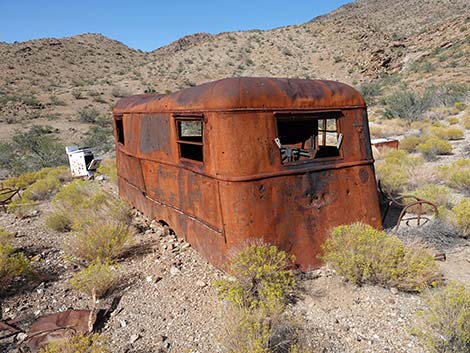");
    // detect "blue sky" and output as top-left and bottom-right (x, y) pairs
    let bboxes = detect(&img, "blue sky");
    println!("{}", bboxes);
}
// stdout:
(0, 0), (352, 51)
